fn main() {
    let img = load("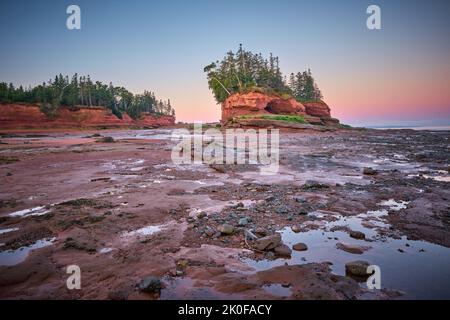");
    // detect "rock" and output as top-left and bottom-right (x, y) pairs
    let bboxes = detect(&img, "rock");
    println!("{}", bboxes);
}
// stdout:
(295, 196), (307, 203)
(196, 211), (207, 219)
(0, 104), (175, 130)
(276, 206), (288, 214)
(204, 227), (215, 237)
(217, 224), (234, 235)
(254, 227), (267, 236)
(349, 230), (366, 240)
(254, 234), (282, 251)
(265, 98), (305, 115)
(265, 195), (275, 202)
(97, 136), (115, 143)
(303, 180), (329, 190)
(291, 225), (301, 233)
(345, 261), (370, 277)
(274, 244), (292, 257)
(363, 167), (378, 175)
(238, 217), (250, 226)
(303, 101), (331, 118)
(221, 92), (306, 123)
(336, 242), (371, 254)
(293, 243), (308, 251)
(138, 276), (163, 293)
(235, 202), (244, 208)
